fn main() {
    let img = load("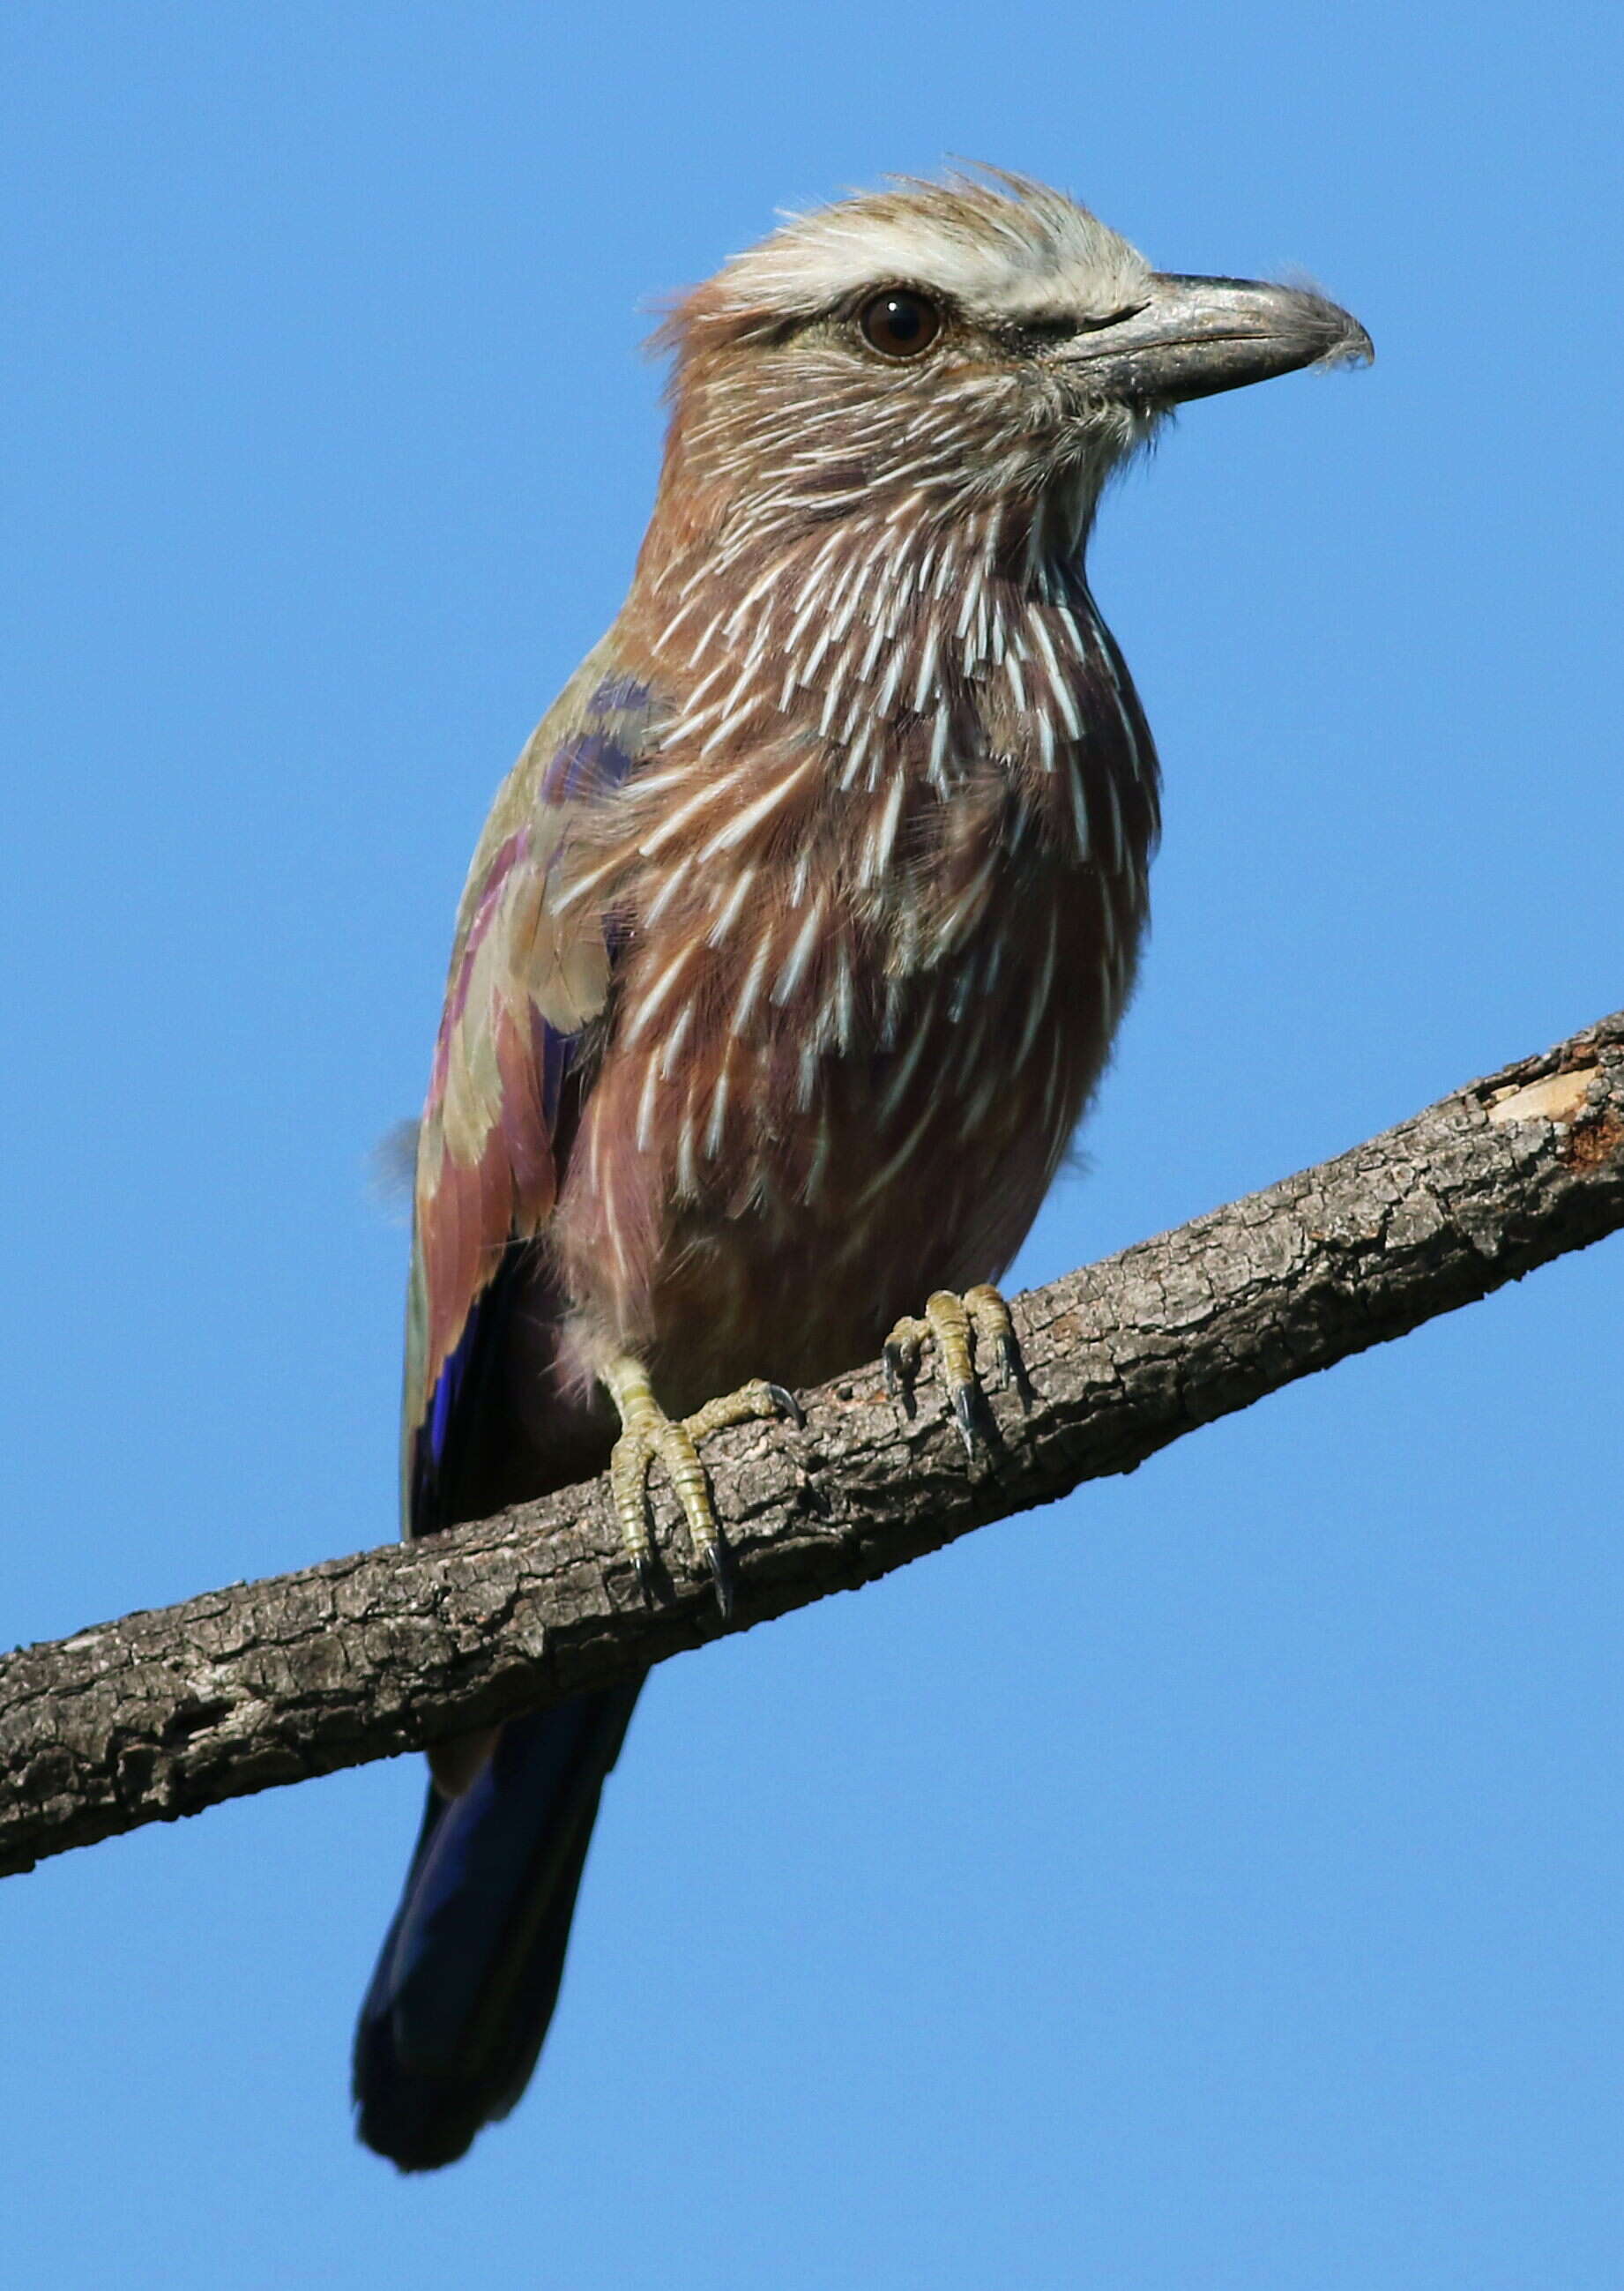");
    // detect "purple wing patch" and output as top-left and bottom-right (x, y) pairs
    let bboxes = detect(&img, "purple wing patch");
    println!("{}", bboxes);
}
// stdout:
(402, 668), (655, 1538)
